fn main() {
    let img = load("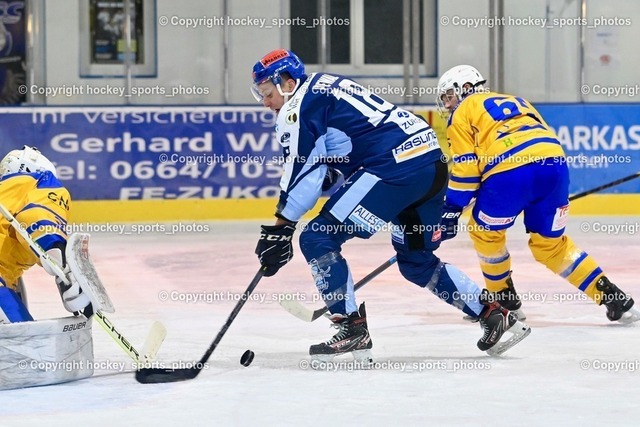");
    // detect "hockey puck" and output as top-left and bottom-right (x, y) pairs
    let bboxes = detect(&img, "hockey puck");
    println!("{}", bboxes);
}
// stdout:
(240, 350), (255, 367)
